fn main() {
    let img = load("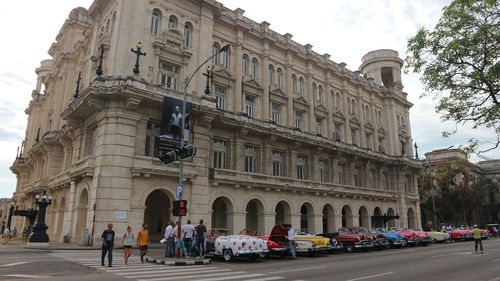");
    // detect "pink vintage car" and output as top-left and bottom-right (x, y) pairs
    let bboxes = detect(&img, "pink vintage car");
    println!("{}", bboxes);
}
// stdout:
(450, 229), (472, 241)
(389, 227), (420, 246)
